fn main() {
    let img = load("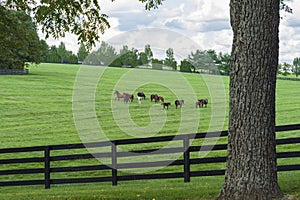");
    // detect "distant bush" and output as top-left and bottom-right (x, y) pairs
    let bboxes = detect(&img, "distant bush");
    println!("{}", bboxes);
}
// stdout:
(152, 59), (163, 70)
